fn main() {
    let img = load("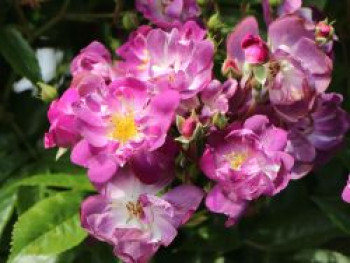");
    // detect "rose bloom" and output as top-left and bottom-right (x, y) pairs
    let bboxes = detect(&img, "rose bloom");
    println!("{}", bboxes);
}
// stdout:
(201, 115), (294, 225)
